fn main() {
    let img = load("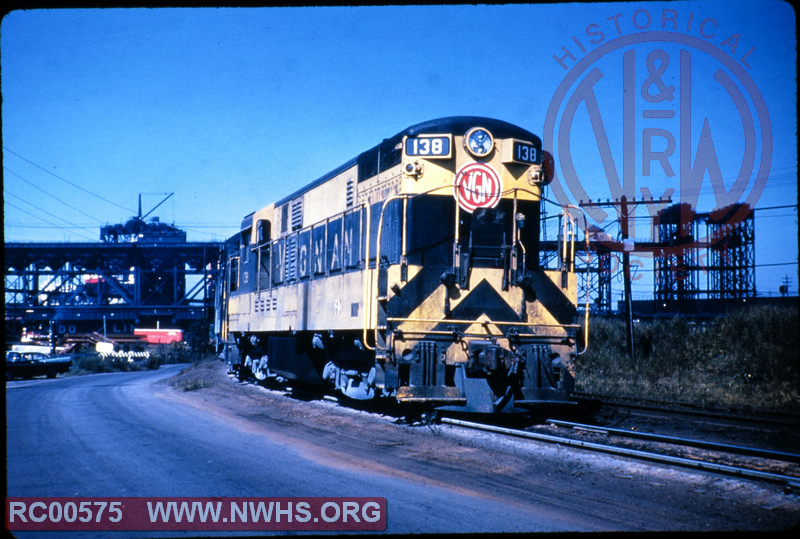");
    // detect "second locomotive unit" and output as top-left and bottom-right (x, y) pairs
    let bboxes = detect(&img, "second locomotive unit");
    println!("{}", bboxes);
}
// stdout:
(217, 117), (583, 413)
